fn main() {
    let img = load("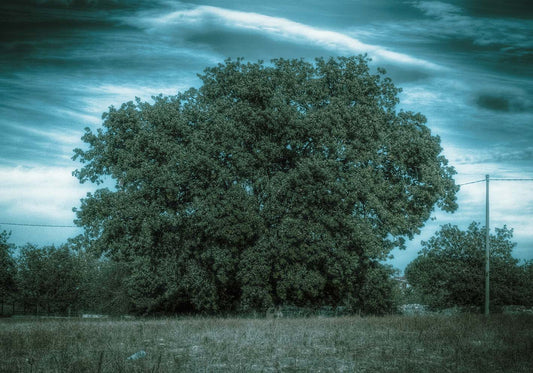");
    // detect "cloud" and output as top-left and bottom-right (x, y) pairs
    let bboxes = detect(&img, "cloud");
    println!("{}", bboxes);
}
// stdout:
(136, 5), (442, 71)
(476, 95), (512, 112)
(415, 1), (461, 17)
(0, 166), (91, 224)
(15, 0), (153, 9)
(447, 0), (533, 19)
(411, 1), (533, 49)
(79, 82), (195, 118)
(0, 165), (87, 246)
(491, 148), (533, 163)
(474, 90), (532, 113)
